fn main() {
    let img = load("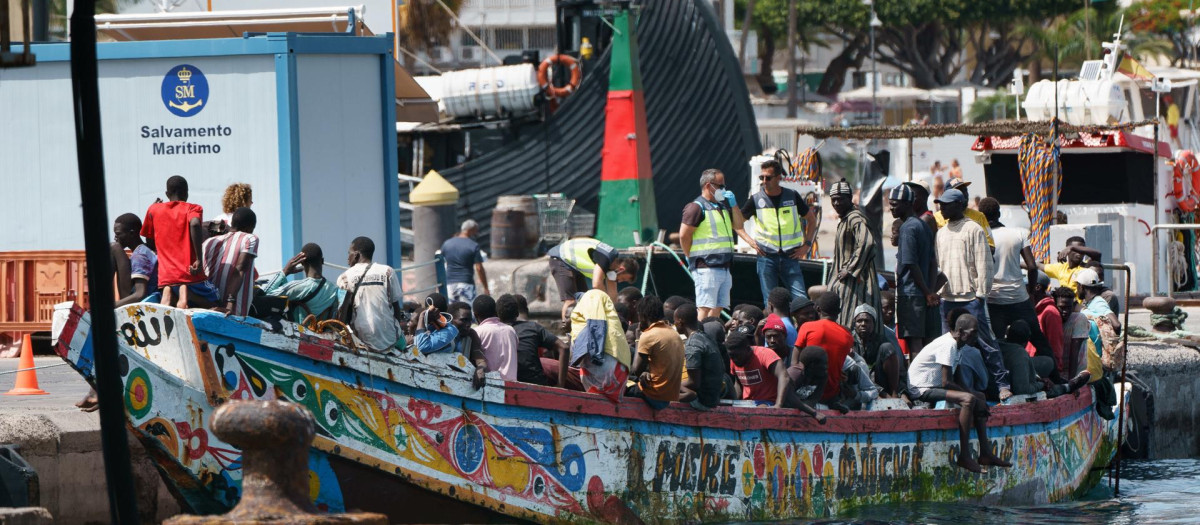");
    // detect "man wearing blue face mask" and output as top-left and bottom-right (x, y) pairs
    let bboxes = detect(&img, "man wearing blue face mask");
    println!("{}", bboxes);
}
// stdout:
(679, 168), (757, 320)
